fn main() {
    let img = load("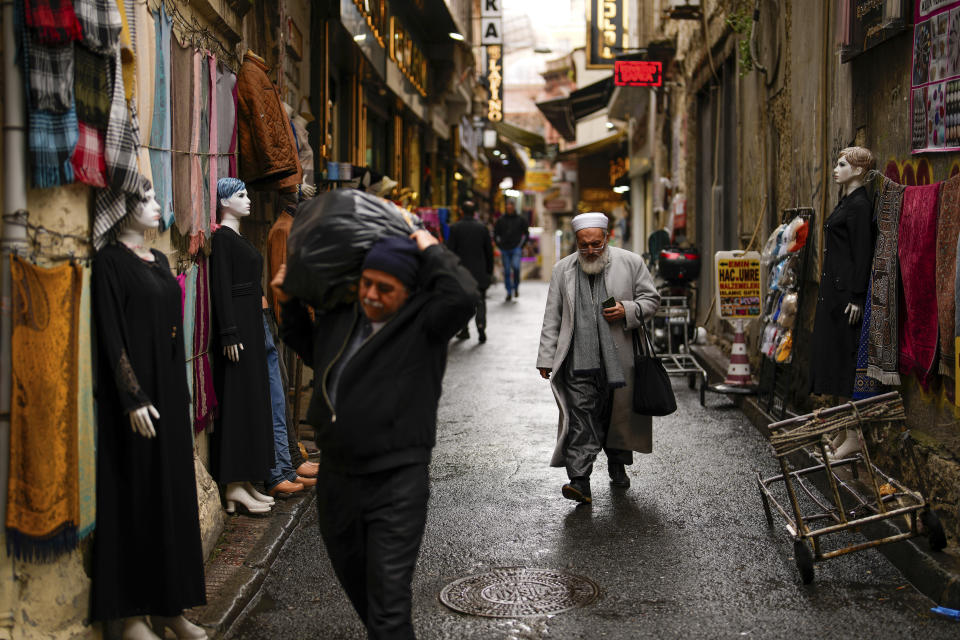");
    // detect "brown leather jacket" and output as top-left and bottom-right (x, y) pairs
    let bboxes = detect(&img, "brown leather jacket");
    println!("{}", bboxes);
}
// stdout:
(236, 53), (302, 191)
